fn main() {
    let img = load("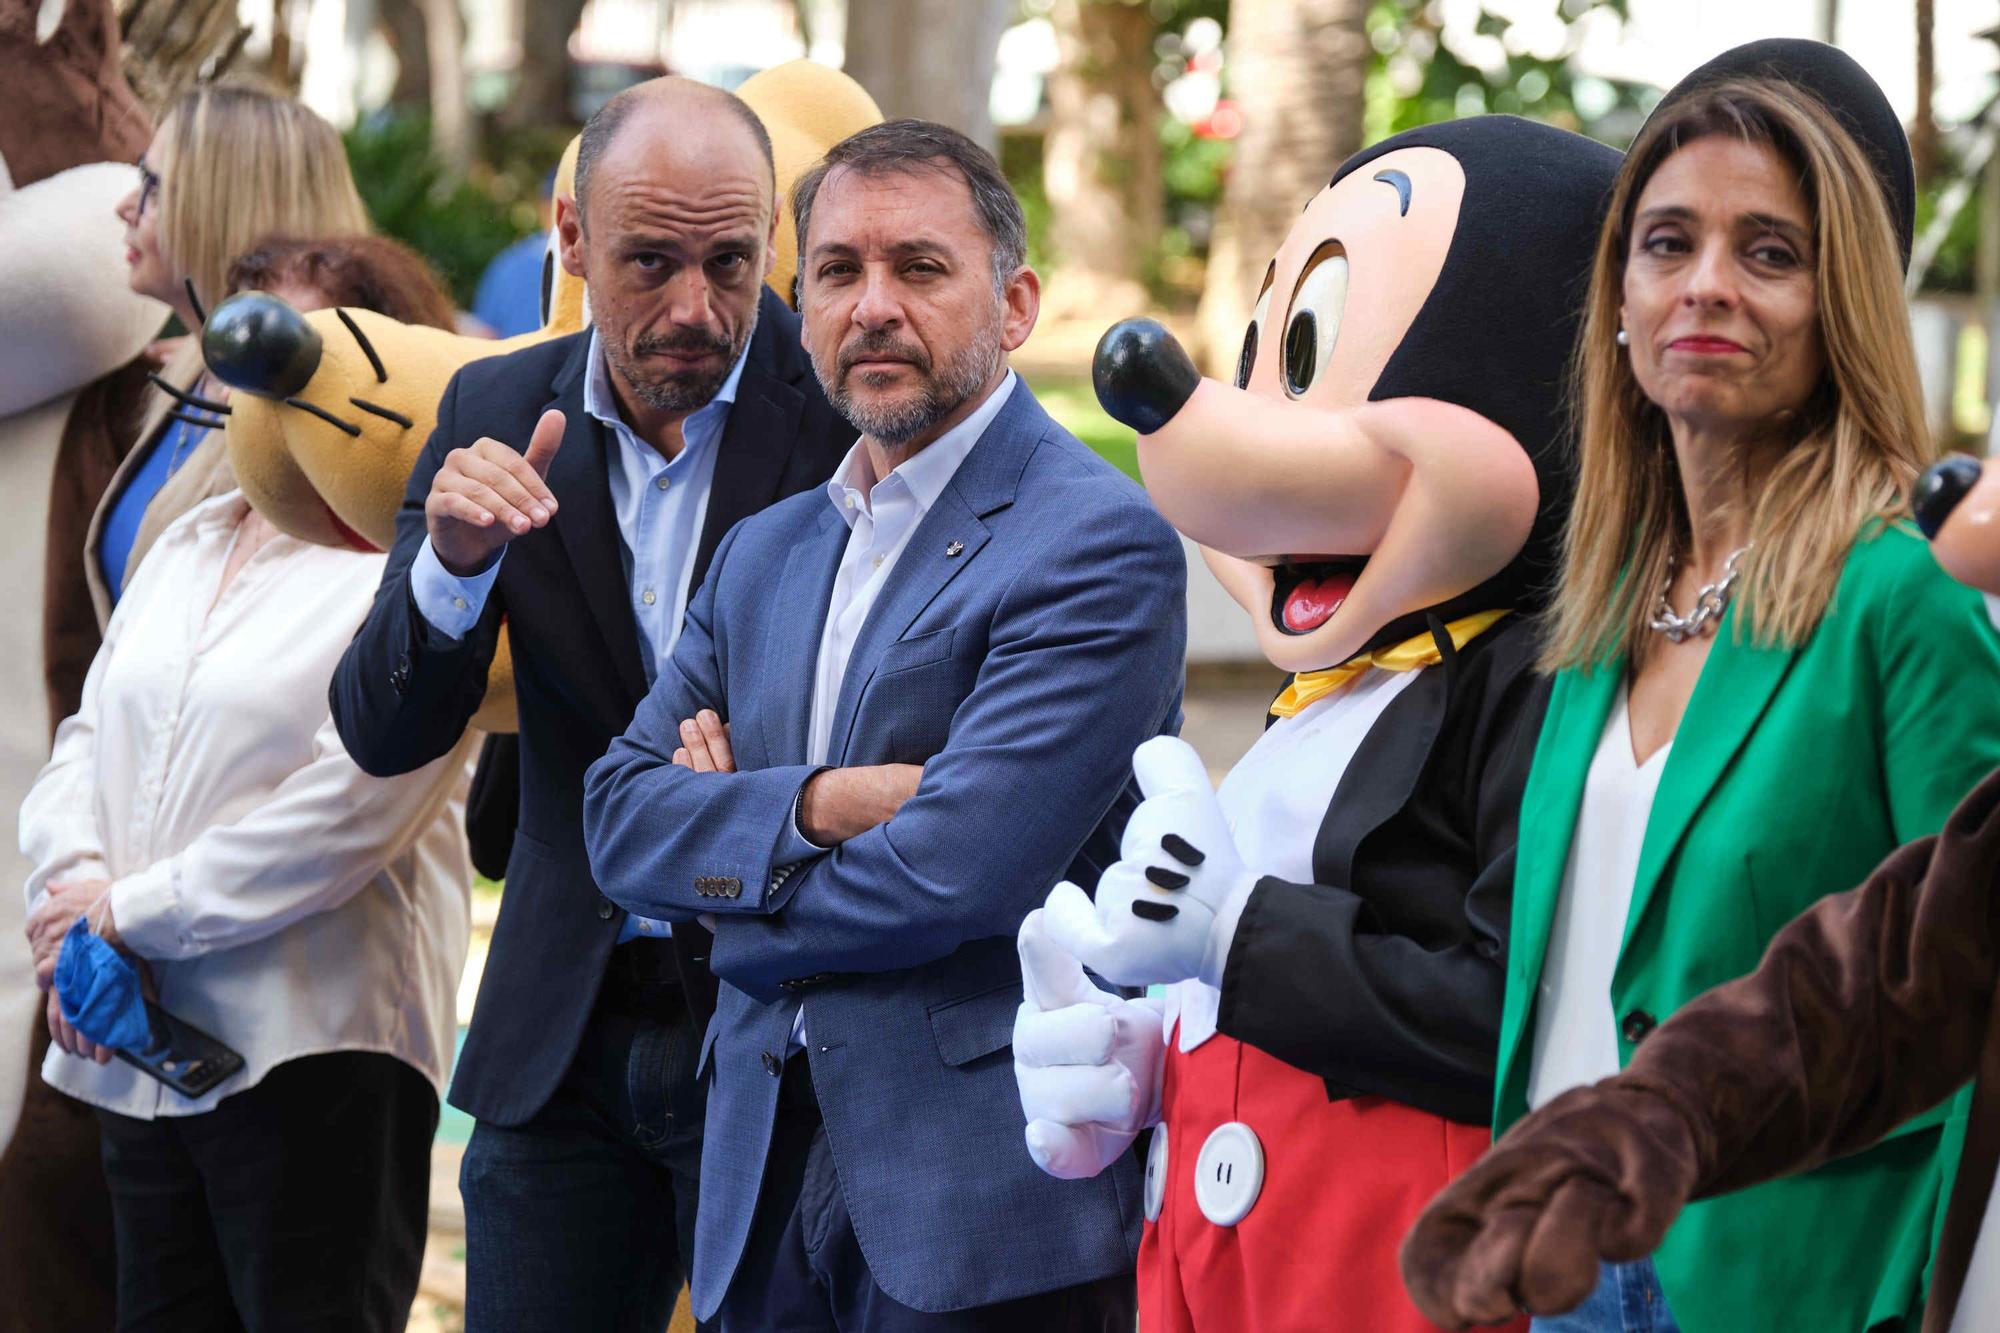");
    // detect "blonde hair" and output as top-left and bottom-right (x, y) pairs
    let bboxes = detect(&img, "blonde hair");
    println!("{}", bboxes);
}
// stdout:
(1541, 78), (1933, 671)
(140, 82), (371, 452)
